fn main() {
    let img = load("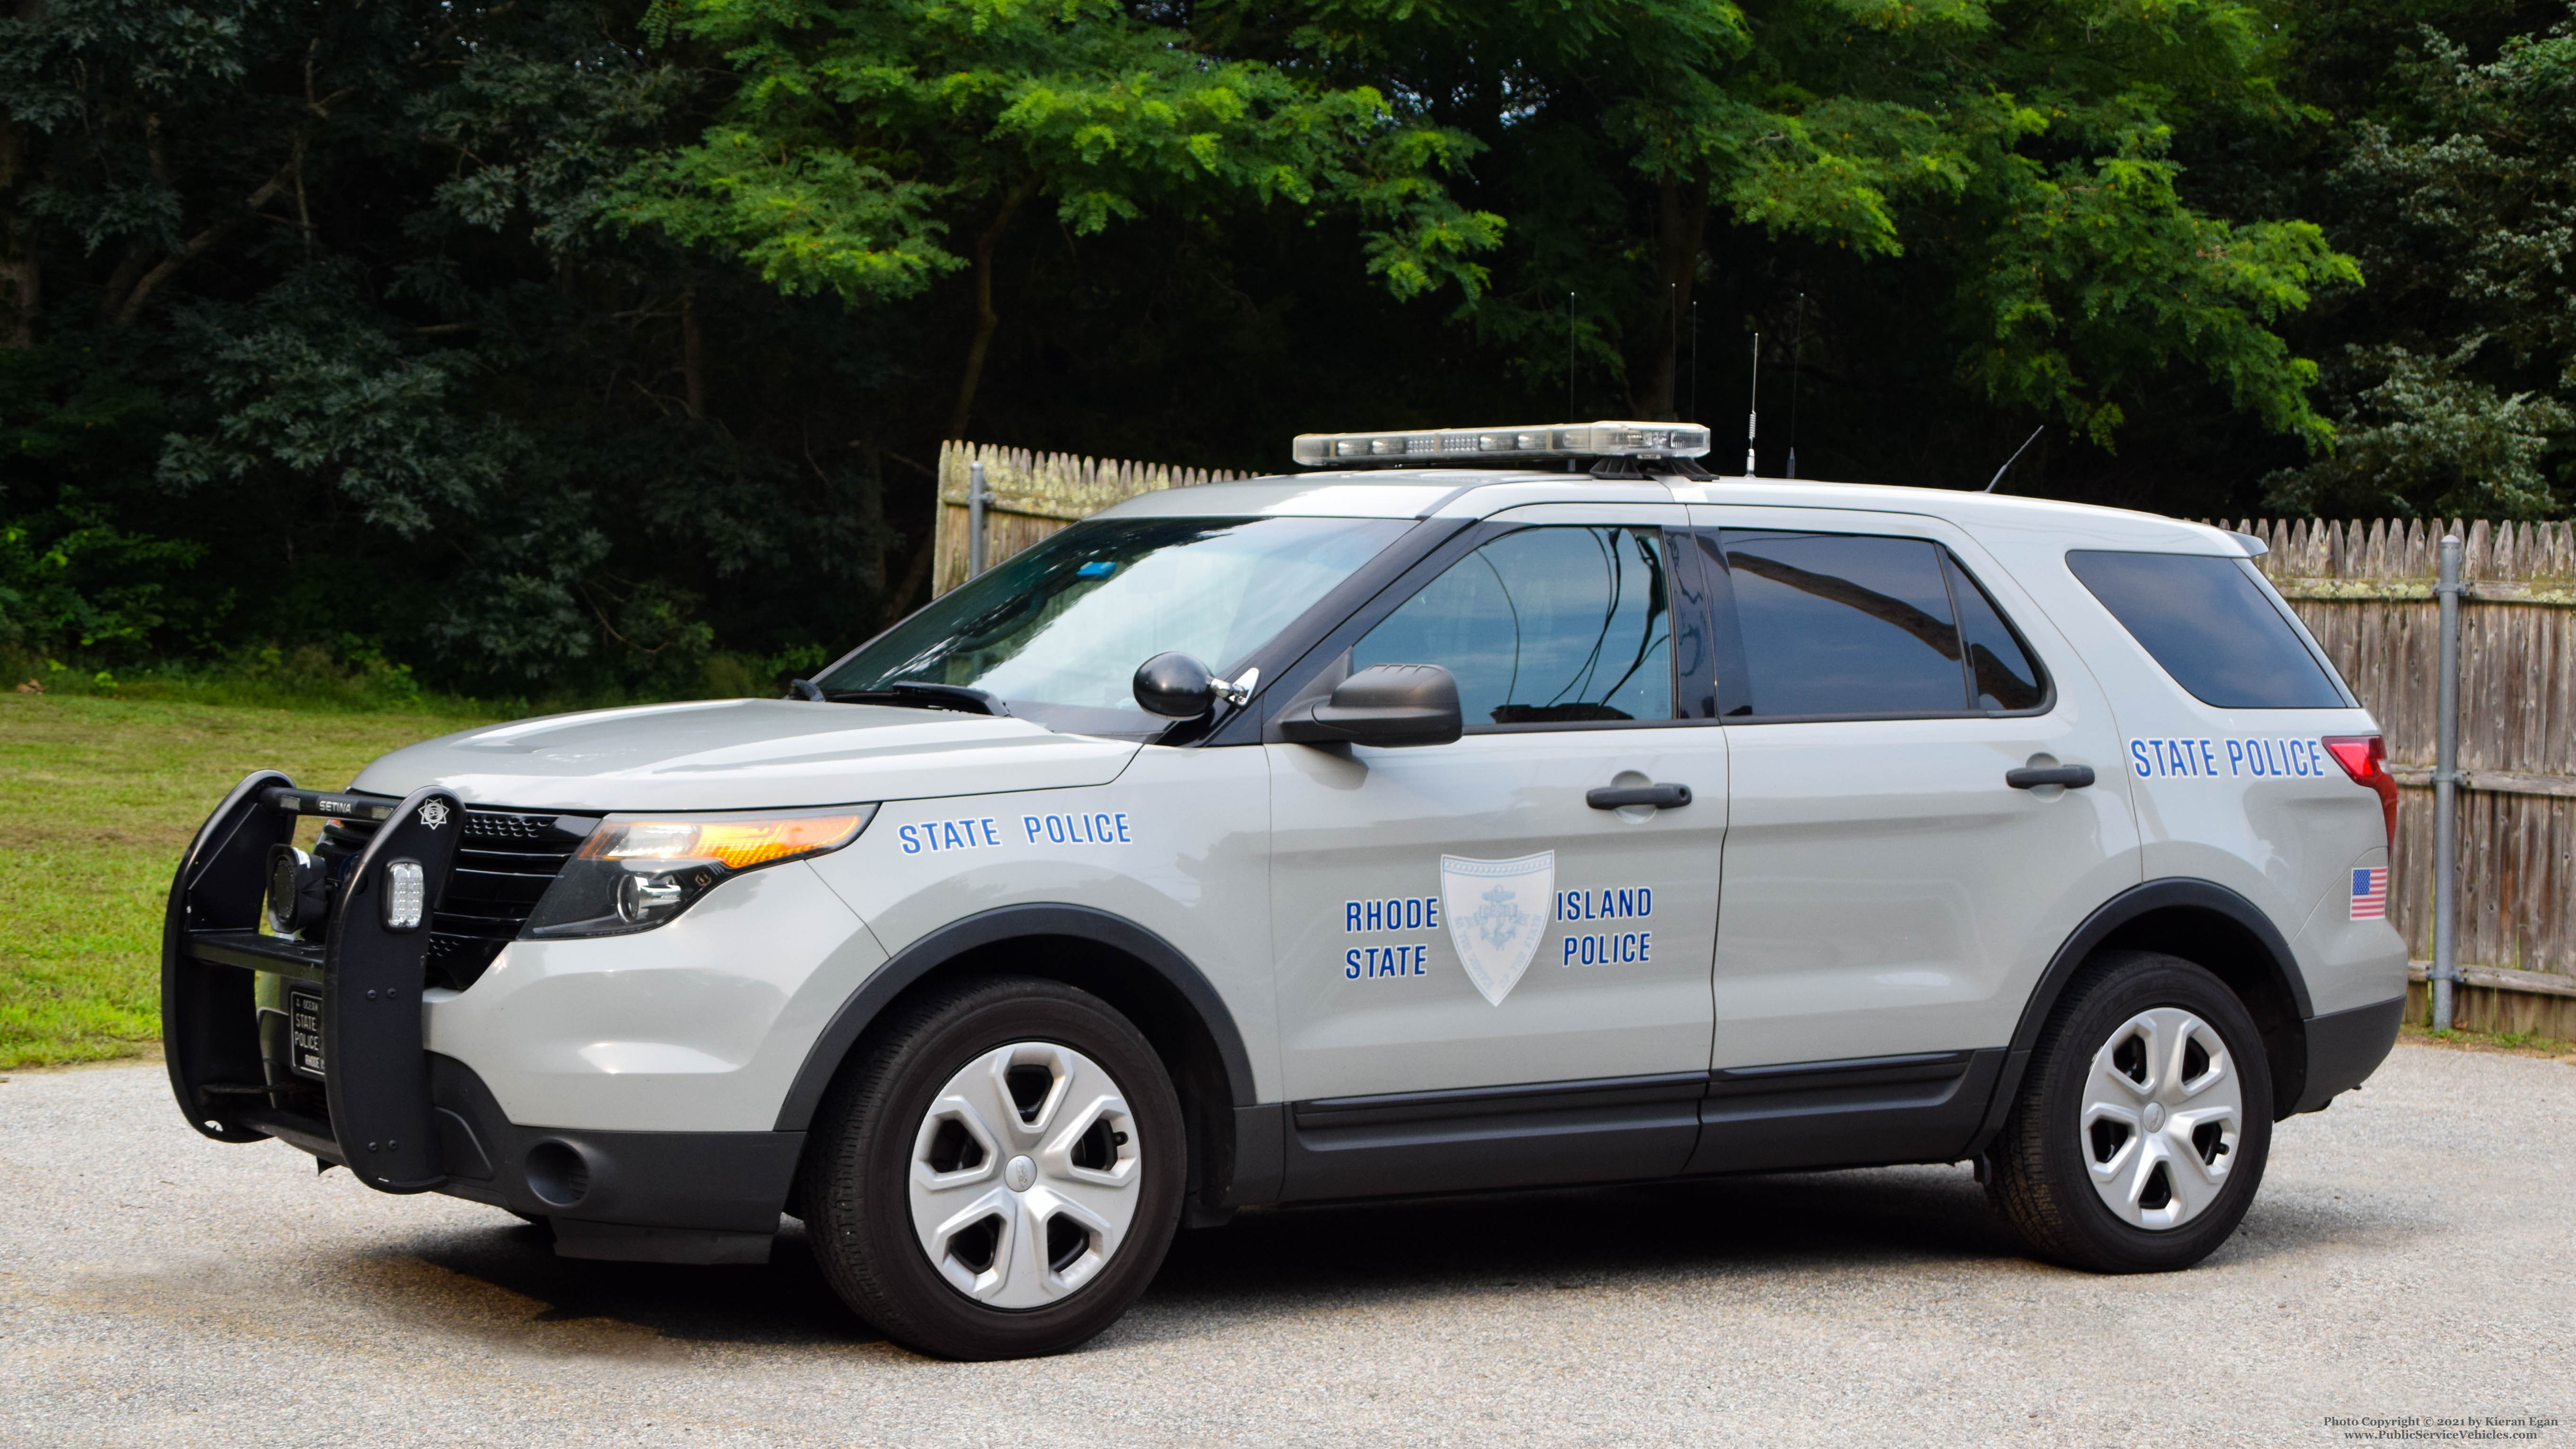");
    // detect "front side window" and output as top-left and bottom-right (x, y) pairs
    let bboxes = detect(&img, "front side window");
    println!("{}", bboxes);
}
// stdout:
(820, 515), (1410, 736)
(1354, 526), (1673, 727)
(2066, 550), (2346, 709)
(1703, 530), (2049, 718)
